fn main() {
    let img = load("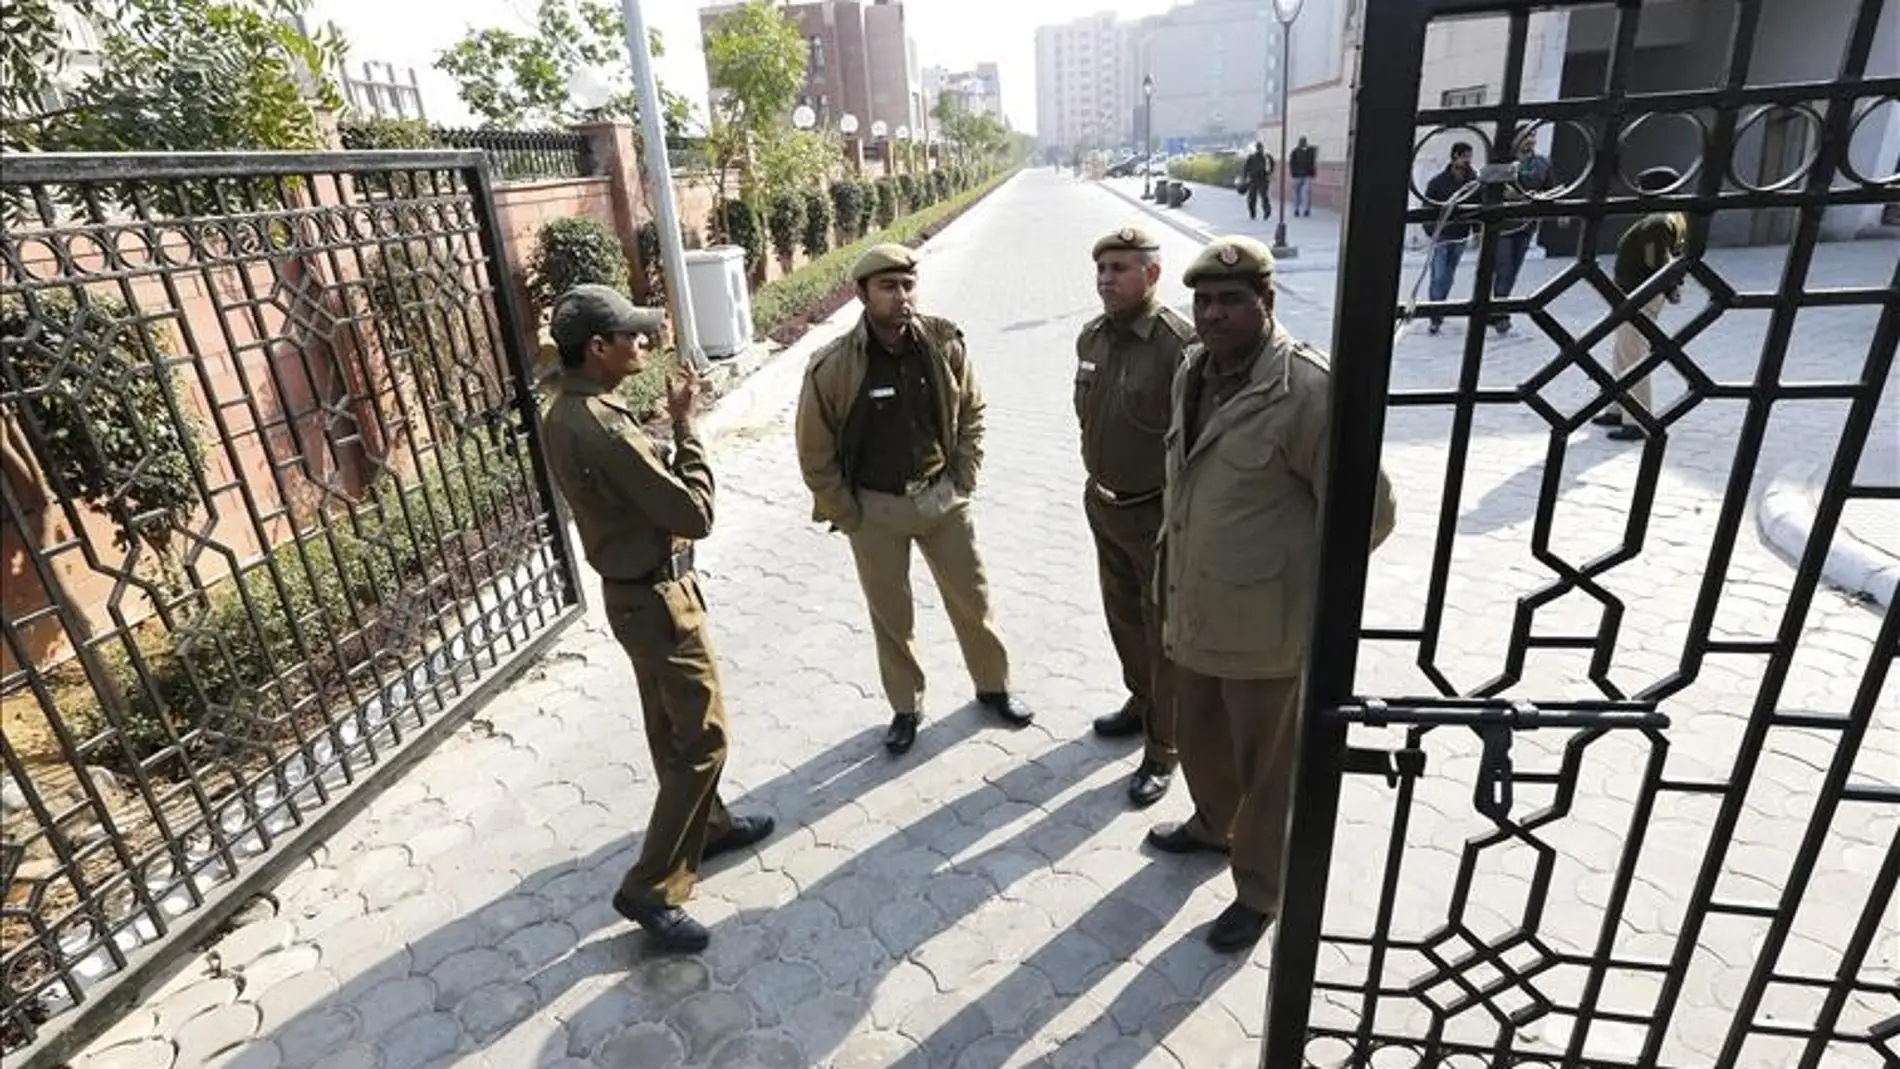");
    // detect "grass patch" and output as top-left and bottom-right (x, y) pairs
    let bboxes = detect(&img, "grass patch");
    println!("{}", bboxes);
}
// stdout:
(750, 170), (1017, 345)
